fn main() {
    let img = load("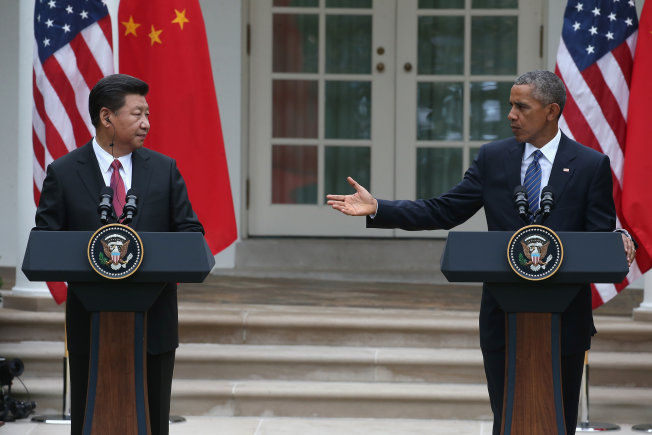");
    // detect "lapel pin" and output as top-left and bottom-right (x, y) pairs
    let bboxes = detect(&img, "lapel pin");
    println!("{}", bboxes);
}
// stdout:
(563, 168), (570, 172)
